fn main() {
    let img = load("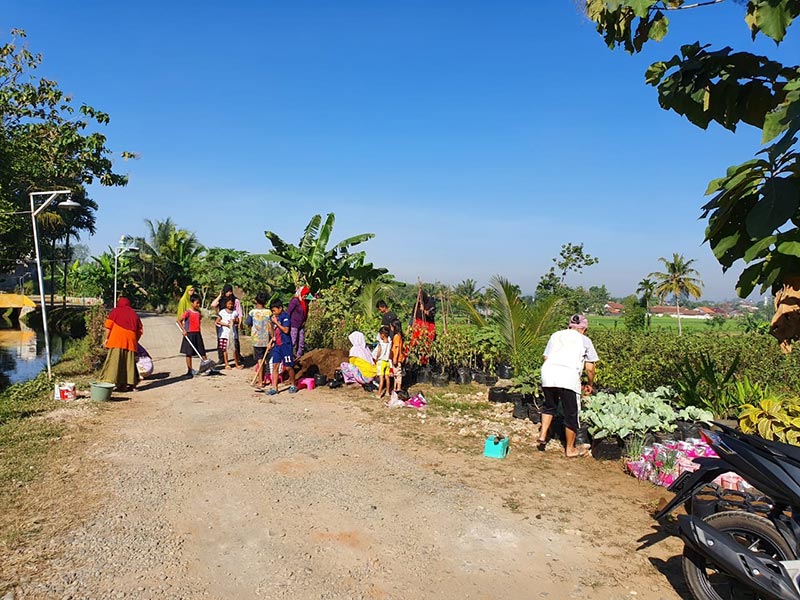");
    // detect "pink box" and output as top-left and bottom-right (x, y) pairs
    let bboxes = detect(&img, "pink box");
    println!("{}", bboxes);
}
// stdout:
(297, 377), (315, 390)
